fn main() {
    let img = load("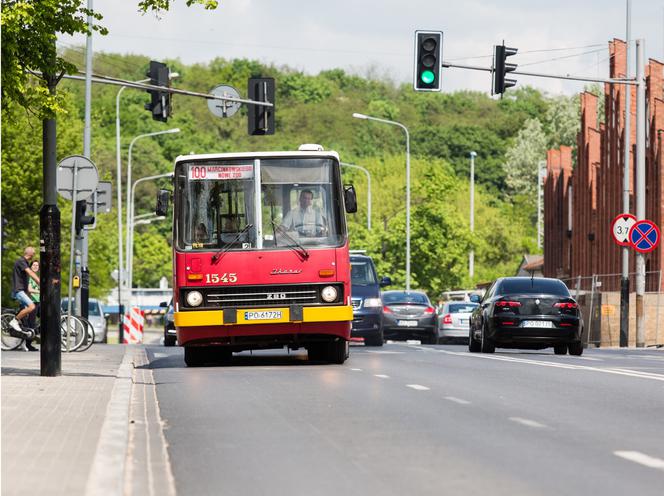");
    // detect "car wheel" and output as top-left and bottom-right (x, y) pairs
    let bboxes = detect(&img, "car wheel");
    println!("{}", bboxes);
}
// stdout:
(554, 344), (567, 355)
(364, 330), (384, 347)
(468, 328), (481, 353)
(480, 325), (495, 353)
(425, 332), (438, 345)
(164, 335), (176, 347)
(568, 341), (583, 356)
